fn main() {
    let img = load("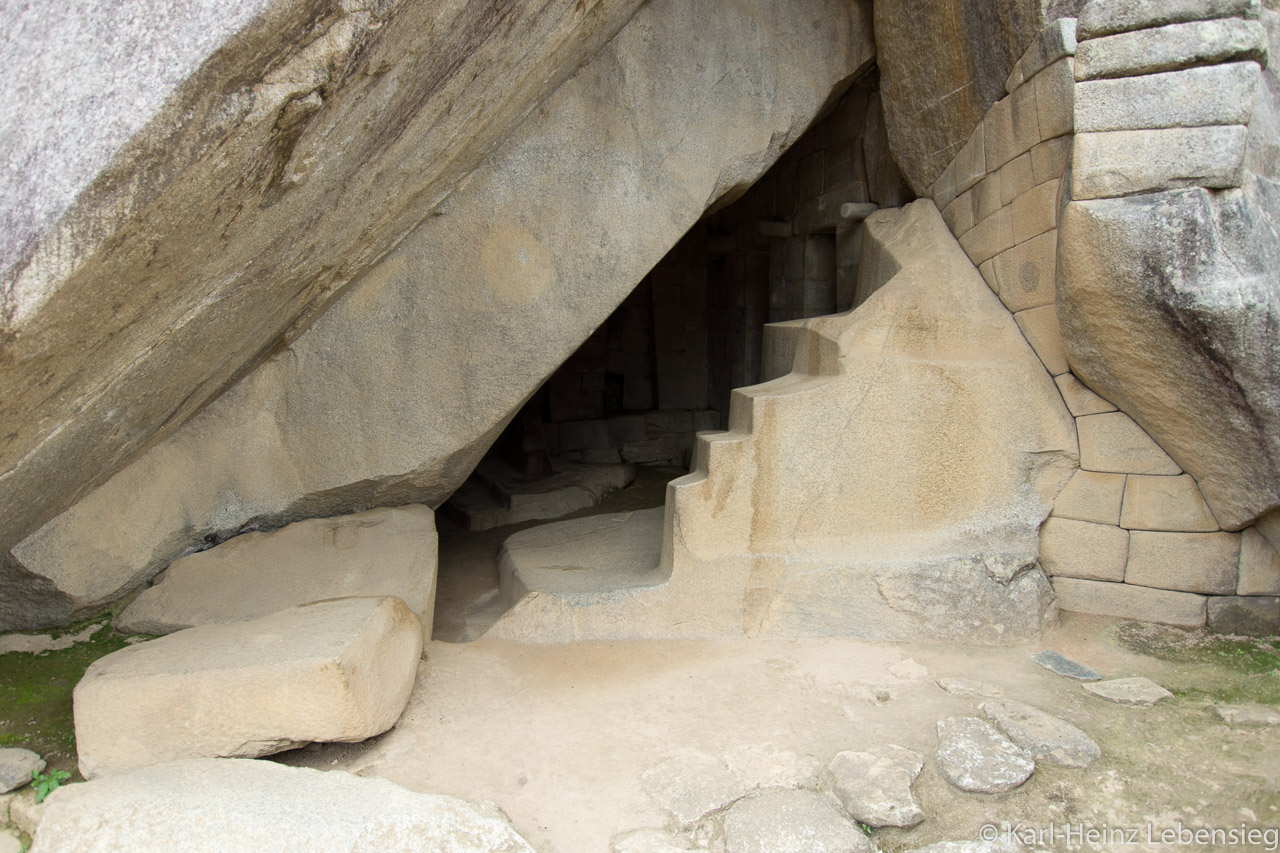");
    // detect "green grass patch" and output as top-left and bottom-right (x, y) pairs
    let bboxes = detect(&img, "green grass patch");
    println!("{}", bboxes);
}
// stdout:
(1115, 620), (1280, 705)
